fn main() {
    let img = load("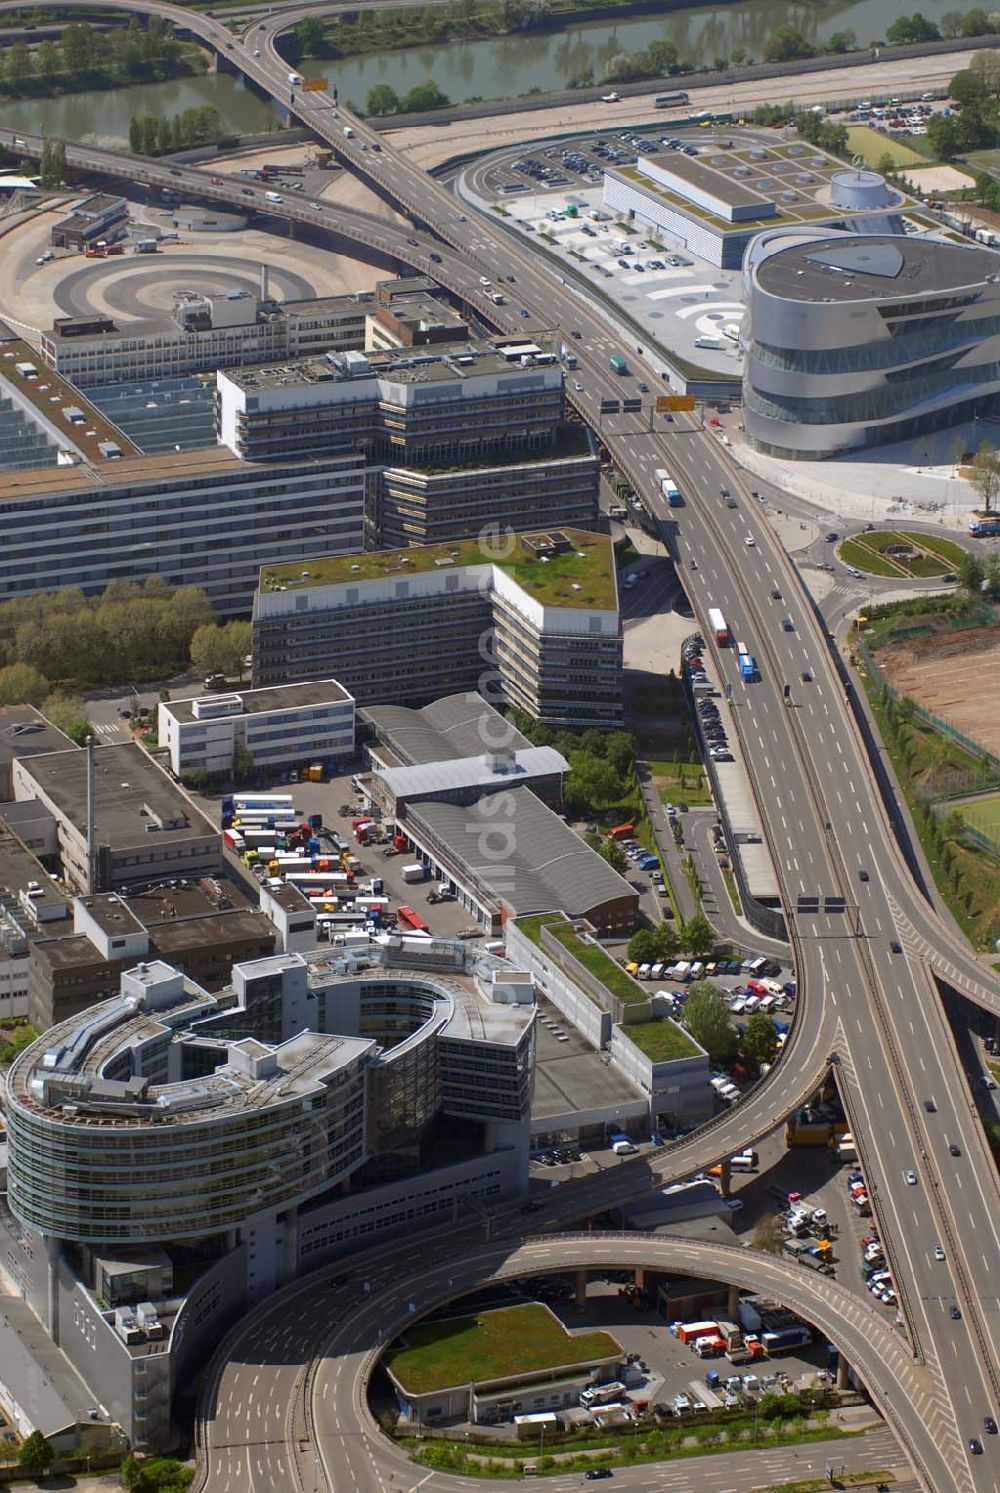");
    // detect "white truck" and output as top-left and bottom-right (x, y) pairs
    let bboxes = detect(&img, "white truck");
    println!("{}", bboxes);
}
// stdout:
(288, 71), (303, 86)
(401, 862), (428, 884)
